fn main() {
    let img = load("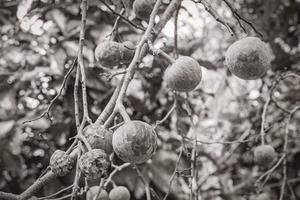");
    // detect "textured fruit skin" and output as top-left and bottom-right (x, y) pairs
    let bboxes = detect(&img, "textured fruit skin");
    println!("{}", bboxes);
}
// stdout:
(95, 41), (122, 67)
(254, 145), (277, 166)
(49, 150), (73, 176)
(164, 56), (202, 92)
(79, 149), (110, 179)
(86, 186), (109, 200)
(112, 120), (157, 164)
(83, 125), (113, 154)
(225, 37), (271, 80)
(120, 41), (135, 63)
(133, 0), (155, 20)
(109, 186), (130, 200)
(256, 193), (271, 200)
